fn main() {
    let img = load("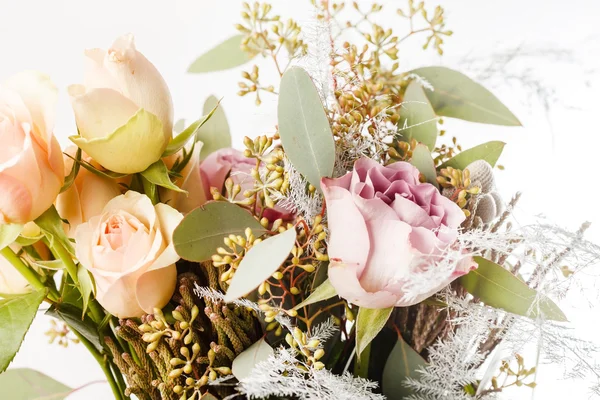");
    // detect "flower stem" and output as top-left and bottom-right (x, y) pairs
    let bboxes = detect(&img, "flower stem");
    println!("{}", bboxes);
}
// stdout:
(0, 246), (59, 301)
(48, 240), (105, 323)
(70, 328), (124, 400)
